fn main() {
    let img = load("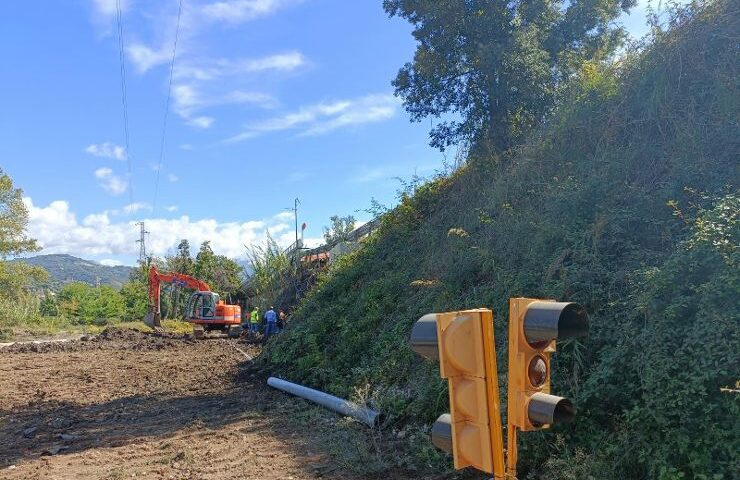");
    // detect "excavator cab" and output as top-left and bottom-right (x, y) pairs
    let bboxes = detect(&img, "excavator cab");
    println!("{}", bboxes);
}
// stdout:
(185, 292), (220, 321)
